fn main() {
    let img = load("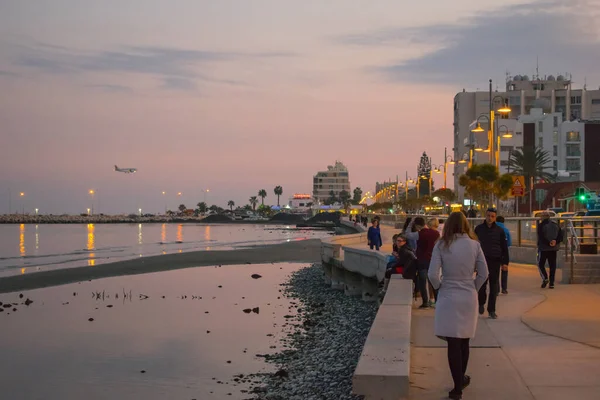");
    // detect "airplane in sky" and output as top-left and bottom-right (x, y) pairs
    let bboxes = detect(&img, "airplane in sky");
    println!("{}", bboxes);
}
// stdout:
(114, 165), (137, 173)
